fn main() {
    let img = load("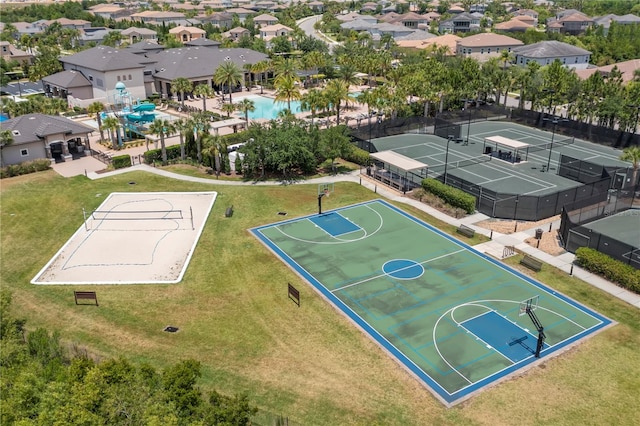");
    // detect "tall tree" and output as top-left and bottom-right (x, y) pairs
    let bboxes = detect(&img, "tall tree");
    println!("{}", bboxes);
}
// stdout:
(251, 60), (271, 95)
(213, 61), (243, 103)
(274, 75), (301, 112)
(236, 98), (255, 126)
(100, 116), (120, 150)
(620, 146), (640, 187)
(0, 129), (14, 167)
(300, 88), (327, 127)
(171, 77), (194, 109)
(324, 79), (350, 125)
(173, 117), (194, 160)
(193, 83), (214, 112)
(87, 101), (105, 142)
(147, 118), (176, 165)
